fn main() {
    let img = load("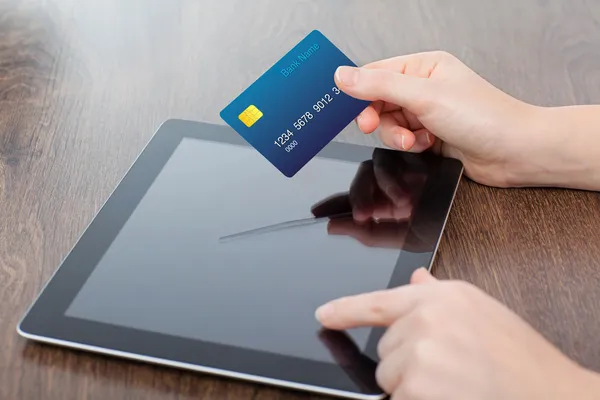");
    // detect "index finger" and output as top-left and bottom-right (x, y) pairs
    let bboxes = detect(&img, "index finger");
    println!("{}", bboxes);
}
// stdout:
(315, 284), (425, 330)
(362, 51), (448, 76)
